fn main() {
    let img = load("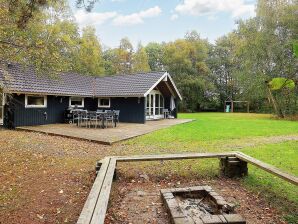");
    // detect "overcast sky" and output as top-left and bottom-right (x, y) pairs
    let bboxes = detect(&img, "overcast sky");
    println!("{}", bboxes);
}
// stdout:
(69, 0), (257, 48)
